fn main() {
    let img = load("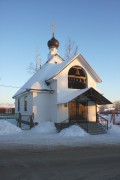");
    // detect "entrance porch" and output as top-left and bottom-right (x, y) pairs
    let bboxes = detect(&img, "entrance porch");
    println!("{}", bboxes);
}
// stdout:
(56, 87), (112, 134)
